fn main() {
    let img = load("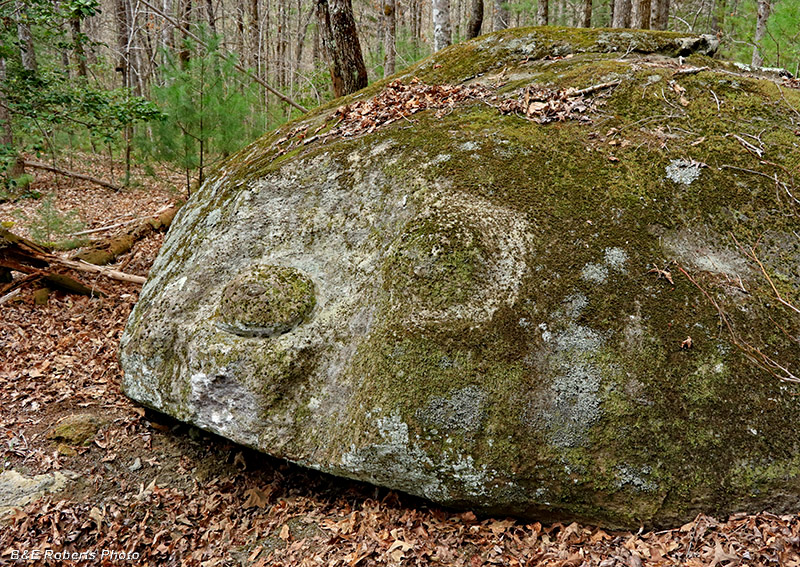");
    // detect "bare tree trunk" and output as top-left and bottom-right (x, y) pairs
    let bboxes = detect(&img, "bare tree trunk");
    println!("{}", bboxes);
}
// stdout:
(466, 0), (483, 38)
(264, 0), (271, 113)
(71, 17), (88, 77)
(493, 0), (508, 30)
(0, 57), (24, 179)
(0, 58), (11, 148)
(410, 0), (420, 53)
(416, 0), (424, 53)
(161, 0), (173, 56)
(536, 0), (548, 25)
(295, 5), (314, 77)
(383, 0), (396, 76)
(250, 0), (260, 72)
(278, 2), (288, 88)
(116, 0), (130, 86)
(205, 0), (216, 34)
(581, 0), (592, 26)
(316, 0), (368, 97)
(179, 0), (192, 66)
(612, 0), (630, 27)
(651, 0), (668, 29)
(751, 0), (770, 67)
(632, 0), (650, 27)
(14, 0), (38, 73)
(433, 0), (452, 51)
